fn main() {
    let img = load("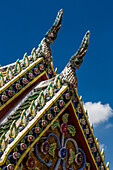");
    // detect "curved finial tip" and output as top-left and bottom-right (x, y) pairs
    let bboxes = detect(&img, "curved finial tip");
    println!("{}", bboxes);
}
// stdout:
(45, 9), (63, 44)
(59, 8), (63, 13)
(86, 30), (90, 36)
(70, 30), (90, 69)
(85, 30), (90, 40)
